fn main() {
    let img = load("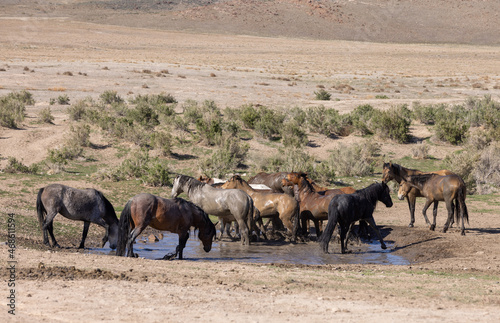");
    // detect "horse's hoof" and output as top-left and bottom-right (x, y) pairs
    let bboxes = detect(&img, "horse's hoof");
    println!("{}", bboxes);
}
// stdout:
(408, 224), (414, 228)
(461, 231), (466, 236)
(381, 244), (387, 250)
(430, 225), (436, 231)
